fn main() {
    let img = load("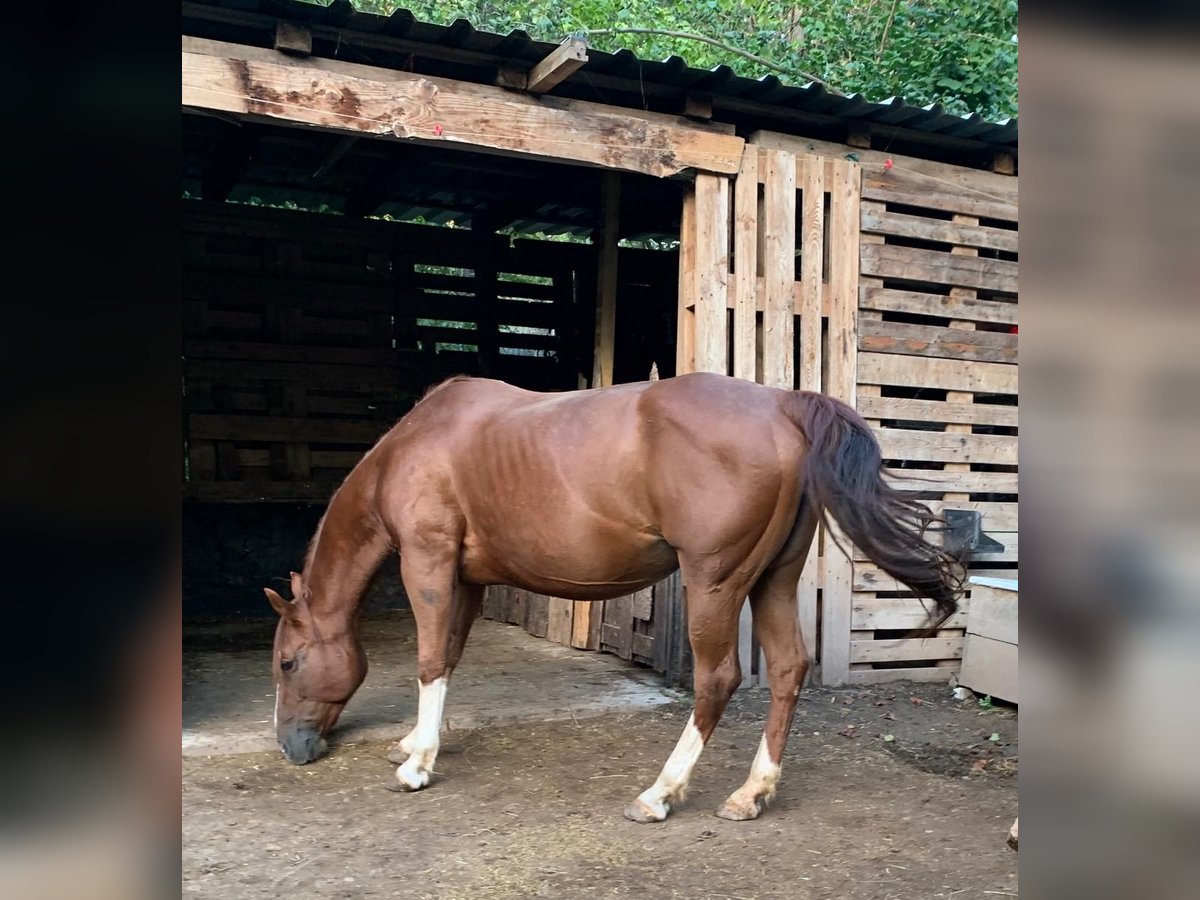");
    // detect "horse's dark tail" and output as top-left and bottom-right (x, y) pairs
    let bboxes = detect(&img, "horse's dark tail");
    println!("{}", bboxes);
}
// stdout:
(784, 391), (964, 634)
